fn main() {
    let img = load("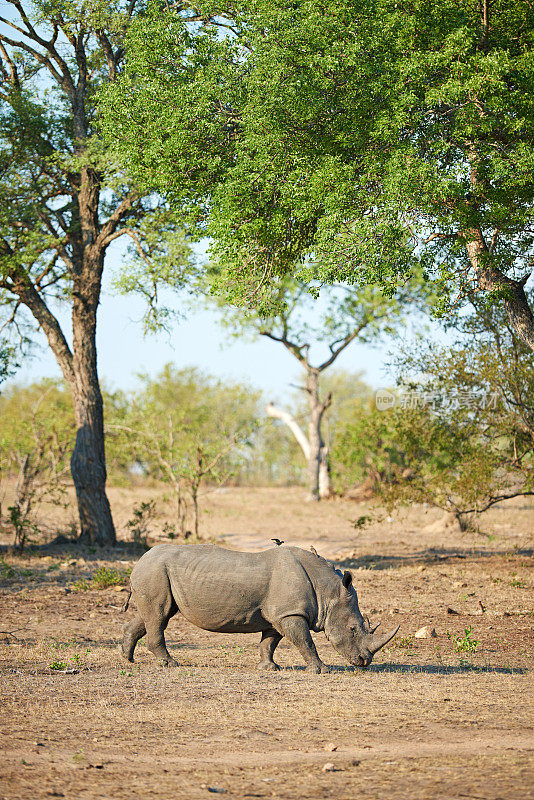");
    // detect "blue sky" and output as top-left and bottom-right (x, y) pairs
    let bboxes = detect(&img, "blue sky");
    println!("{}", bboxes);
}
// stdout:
(15, 287), (401, 400)
(13, 248), (405, 402)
